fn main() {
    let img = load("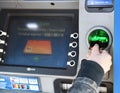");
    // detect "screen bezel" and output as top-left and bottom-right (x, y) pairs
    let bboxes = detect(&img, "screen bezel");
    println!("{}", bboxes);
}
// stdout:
(0, 9), (78, 76)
